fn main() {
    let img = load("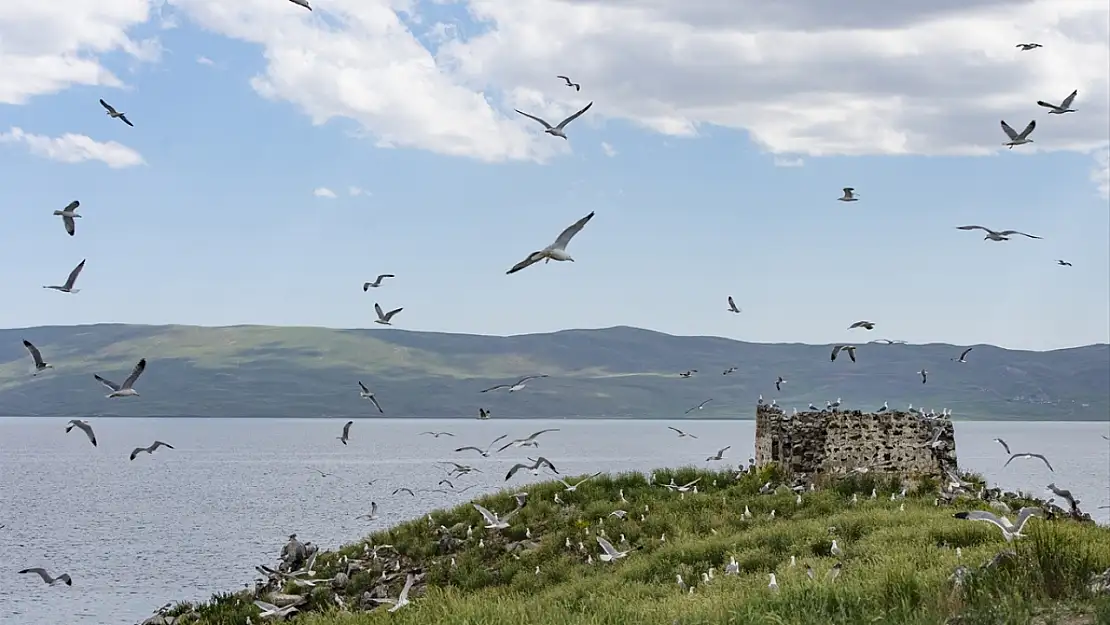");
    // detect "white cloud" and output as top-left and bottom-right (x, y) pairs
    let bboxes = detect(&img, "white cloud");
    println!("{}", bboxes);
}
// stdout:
(348, 186), (369, 197)
(600, 141), (617, 157)
(773, 156), (804, 167)
(0, 126), (145, 167)
(196, 55), (215, 66)
(313, 187), (338, 198)
(1092, 148), (1109, 200)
